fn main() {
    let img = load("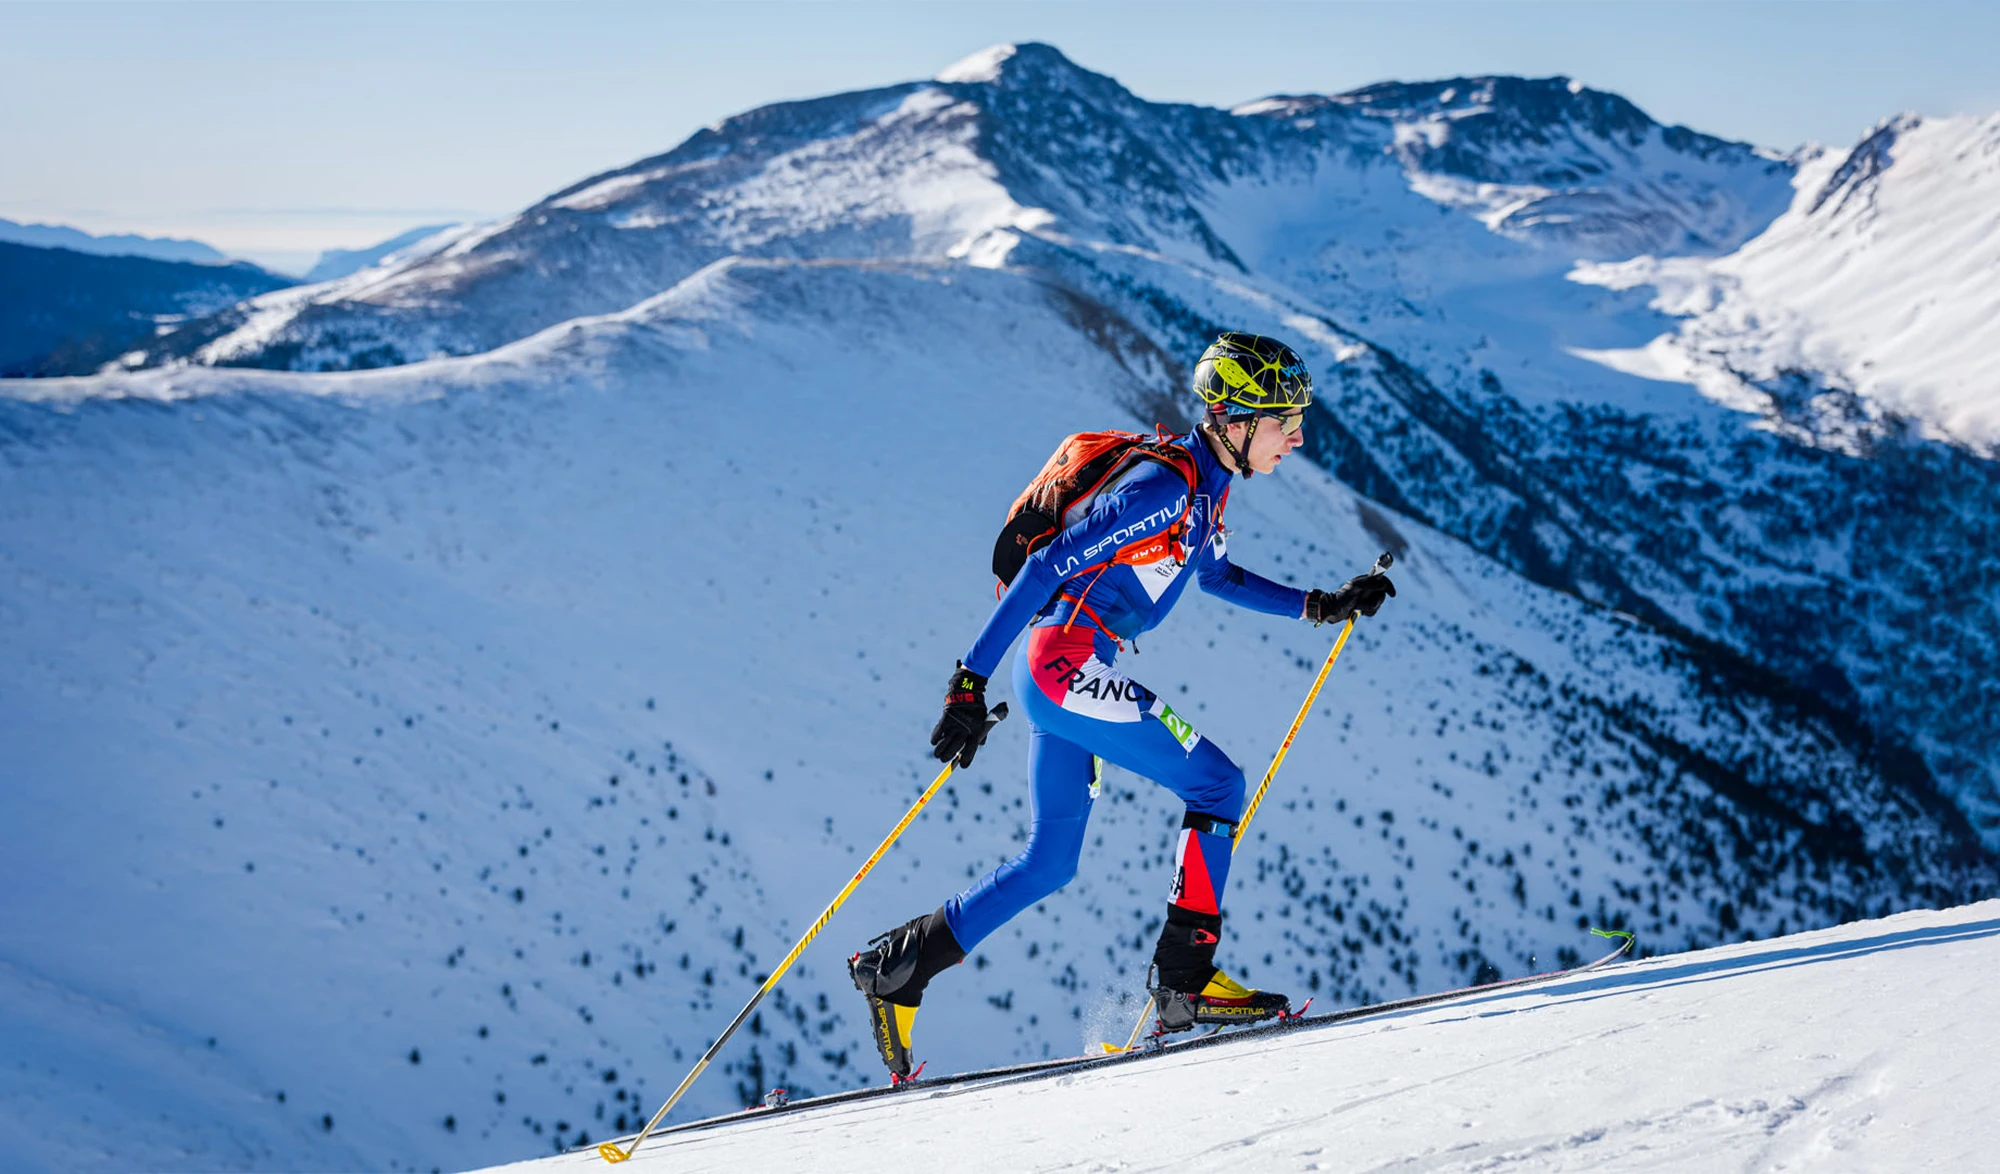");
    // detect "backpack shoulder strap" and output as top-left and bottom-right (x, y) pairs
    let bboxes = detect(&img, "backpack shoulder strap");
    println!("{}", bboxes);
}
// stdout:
(1122, 440), (1200, 506)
